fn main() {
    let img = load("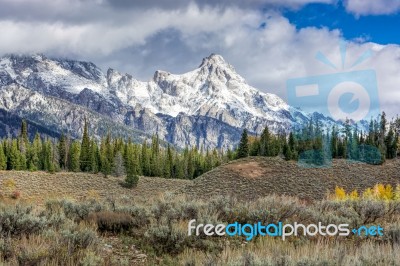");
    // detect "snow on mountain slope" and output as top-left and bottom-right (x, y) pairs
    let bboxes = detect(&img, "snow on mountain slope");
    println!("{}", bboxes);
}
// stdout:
(0, 53), (316, 149)
(0, 54), (108, 97)
(109, 54), (306, 134)
(0, 83), (149, 142)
